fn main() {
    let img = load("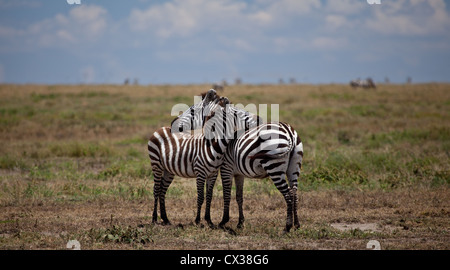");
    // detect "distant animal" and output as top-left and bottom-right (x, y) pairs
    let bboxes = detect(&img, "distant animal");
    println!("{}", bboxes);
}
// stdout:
(212, 83), (224, 92)
(350, 78), (376, 89)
